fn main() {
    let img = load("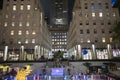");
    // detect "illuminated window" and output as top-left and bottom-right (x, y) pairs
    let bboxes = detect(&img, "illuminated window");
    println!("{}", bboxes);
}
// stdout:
(92, 12), (95, 17)
(13, 4), (16, 11)
(87, 39), (90, 43)
(102, 37), (106, 43)
(99, 12), (103, 17)
(12, 22), (15, 26)
(110, 37), (112, 42)
(20, 4), (24, 10)
(5, 15), (9, 18)
(32, 39), (35, 43)
(19, 22), (22, 26)
(32, 31), (36, 35)
(4, 22), (7, 27)
(27, 5), (31, 10)
(113, 13), (116, 17)
(10, 30), (14, 35)
(18, 30), (22, 35)
(26, 22), (30, 26)
(25, 39), (28, 44)
(26, 30), (29, 35)
(18, 41), (21, 44)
